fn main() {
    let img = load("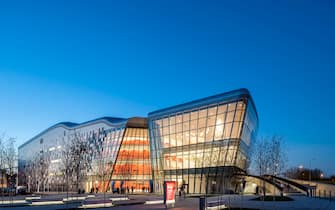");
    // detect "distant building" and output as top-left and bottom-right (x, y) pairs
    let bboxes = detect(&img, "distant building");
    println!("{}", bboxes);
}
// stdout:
(18, 88), (258, 194)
